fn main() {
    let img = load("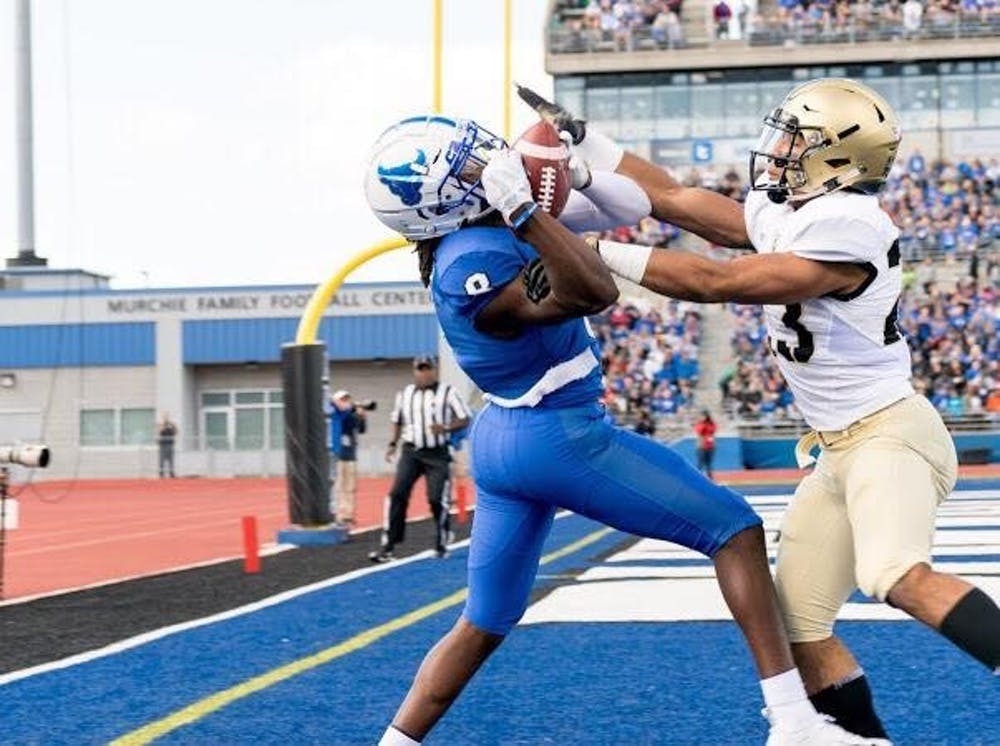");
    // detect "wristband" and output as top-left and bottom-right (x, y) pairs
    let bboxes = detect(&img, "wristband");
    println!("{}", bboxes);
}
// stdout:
(596, 240), (652, 284)
(509, 202), (538, 232)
